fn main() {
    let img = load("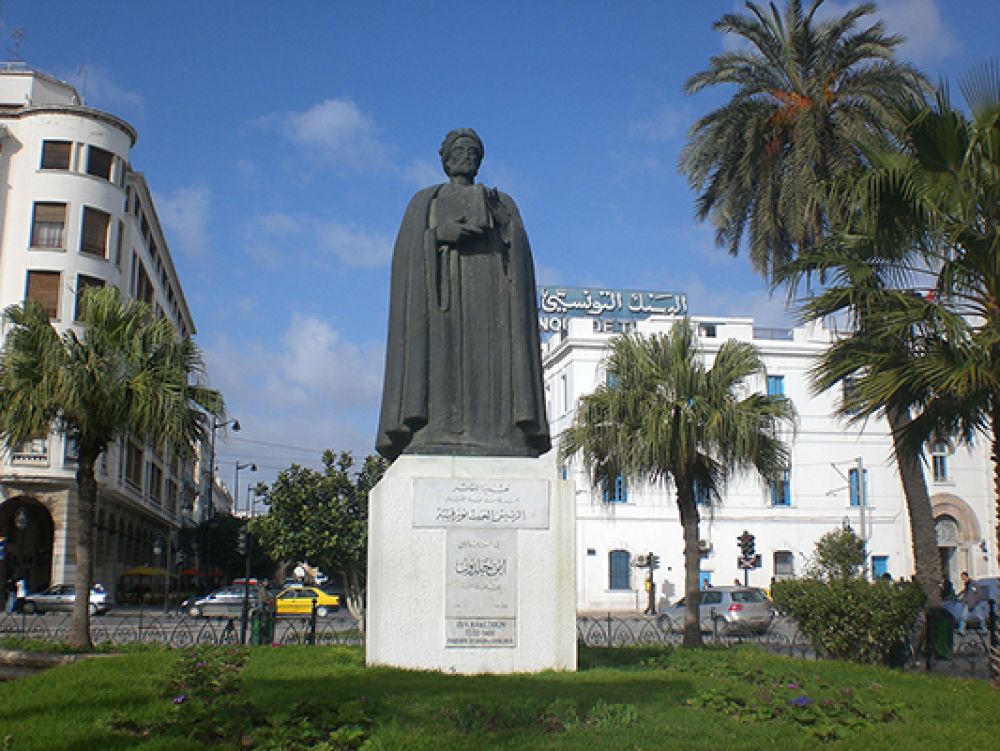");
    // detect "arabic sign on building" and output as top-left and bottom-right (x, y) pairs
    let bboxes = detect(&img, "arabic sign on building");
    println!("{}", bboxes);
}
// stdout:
(537, 286), (688, 334)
